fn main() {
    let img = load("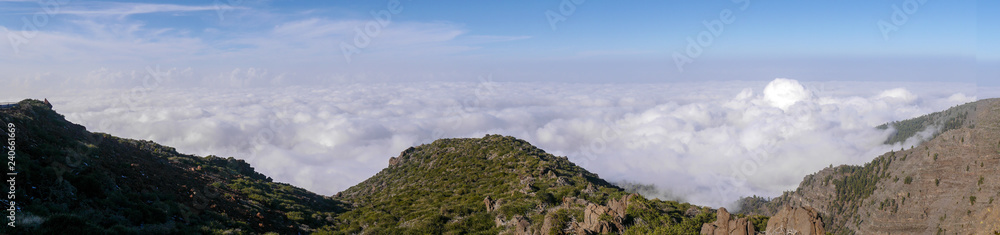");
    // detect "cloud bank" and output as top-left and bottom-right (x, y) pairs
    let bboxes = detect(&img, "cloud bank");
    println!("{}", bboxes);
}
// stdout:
(12, 78), (978, 207)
